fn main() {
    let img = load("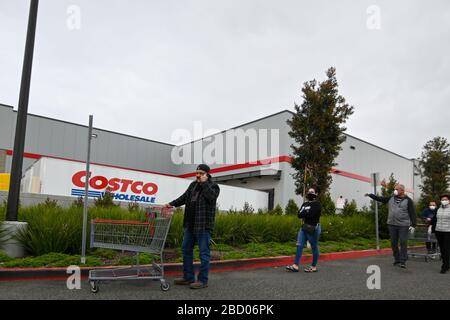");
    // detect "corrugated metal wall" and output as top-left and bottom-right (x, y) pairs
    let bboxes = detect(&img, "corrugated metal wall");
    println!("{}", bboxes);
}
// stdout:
(0, 104), (178, 175)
